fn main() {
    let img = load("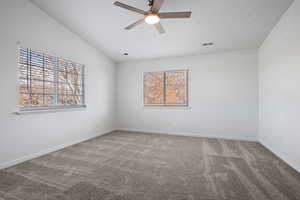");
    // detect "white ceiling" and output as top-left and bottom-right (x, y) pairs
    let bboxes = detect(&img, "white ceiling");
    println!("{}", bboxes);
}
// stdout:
(31, 0), (293, 63)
